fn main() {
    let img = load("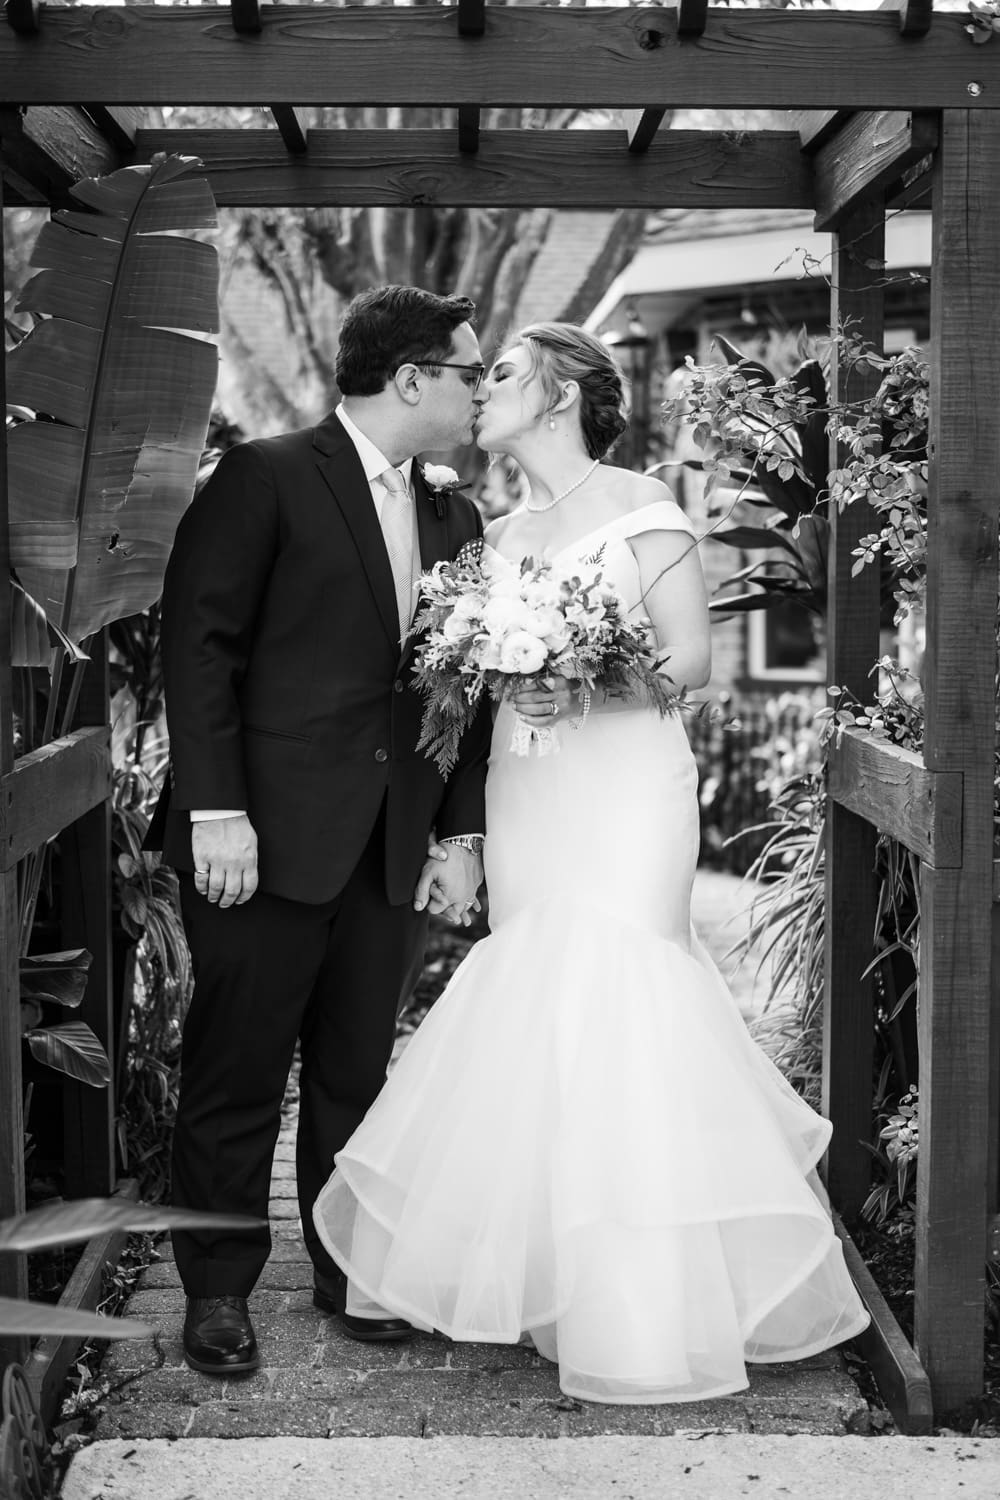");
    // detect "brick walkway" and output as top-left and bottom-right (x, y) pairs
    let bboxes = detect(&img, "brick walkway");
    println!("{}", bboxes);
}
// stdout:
(92, 874), (867, 1442)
